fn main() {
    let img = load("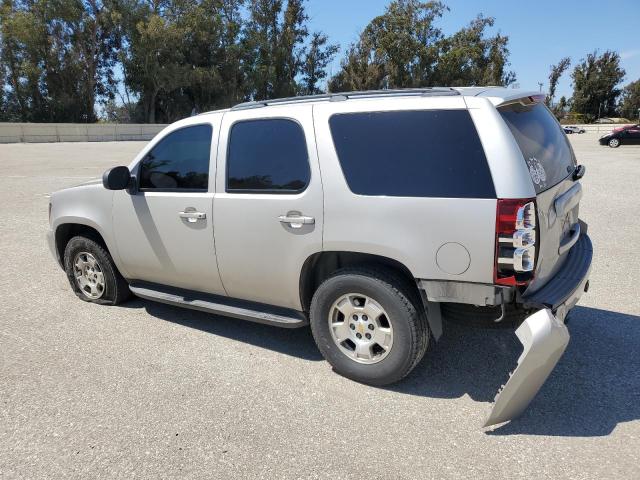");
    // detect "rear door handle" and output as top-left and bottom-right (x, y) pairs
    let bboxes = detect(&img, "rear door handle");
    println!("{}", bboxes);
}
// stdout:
(278, 213), (315, 229)
(179, 211), (206, 223)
